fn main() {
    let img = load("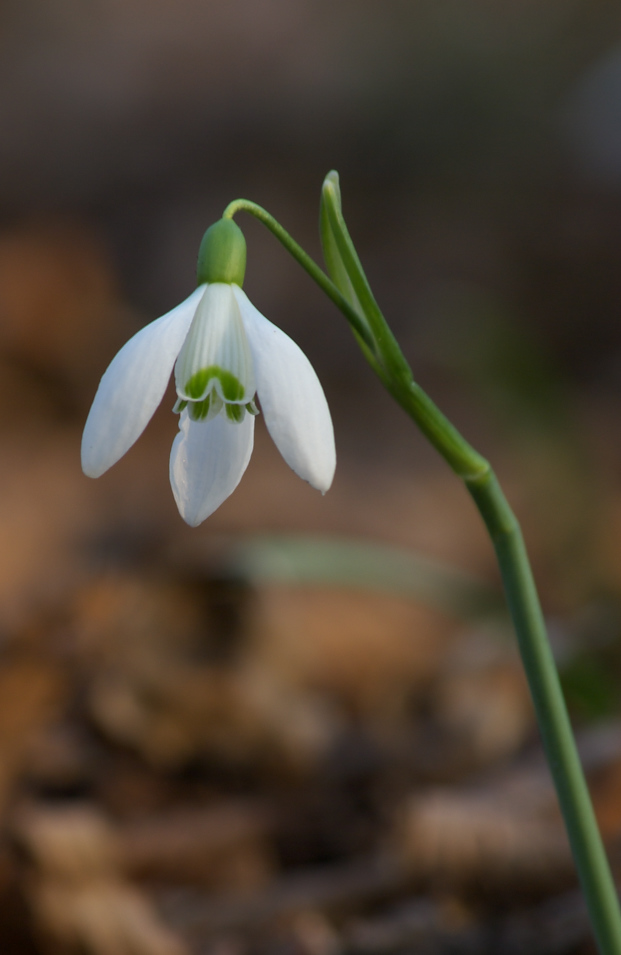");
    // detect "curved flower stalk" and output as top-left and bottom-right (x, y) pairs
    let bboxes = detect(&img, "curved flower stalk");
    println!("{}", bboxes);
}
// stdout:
(220, 178), (621, 955)
(81, 219), (336, 525)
